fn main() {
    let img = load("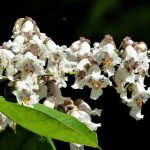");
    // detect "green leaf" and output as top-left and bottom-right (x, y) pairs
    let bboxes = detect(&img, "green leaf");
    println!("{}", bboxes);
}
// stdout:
(0, 125), (56, 150)
(0, 97), (99, 148)
(68, 71), (77, 75)
(33, 104), (99, 147)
